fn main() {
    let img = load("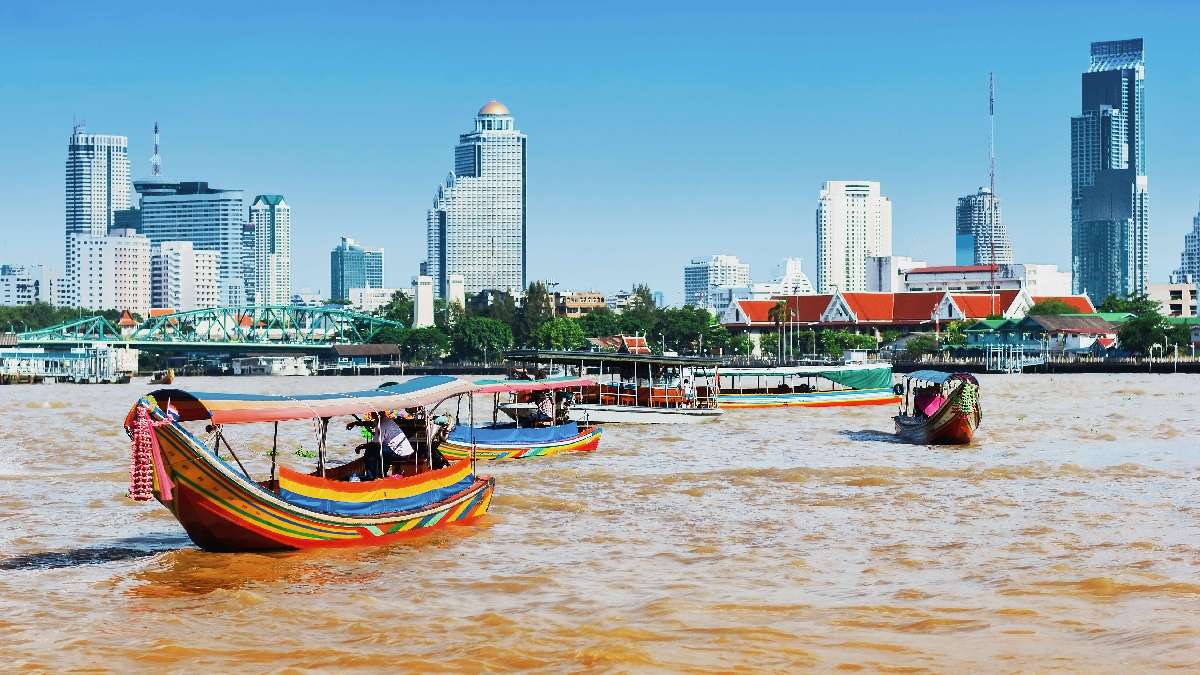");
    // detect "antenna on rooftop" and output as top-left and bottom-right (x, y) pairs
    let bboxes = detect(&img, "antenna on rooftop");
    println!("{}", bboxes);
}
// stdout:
(151, 121), (161, 177)
(987, 72), (998, 317)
